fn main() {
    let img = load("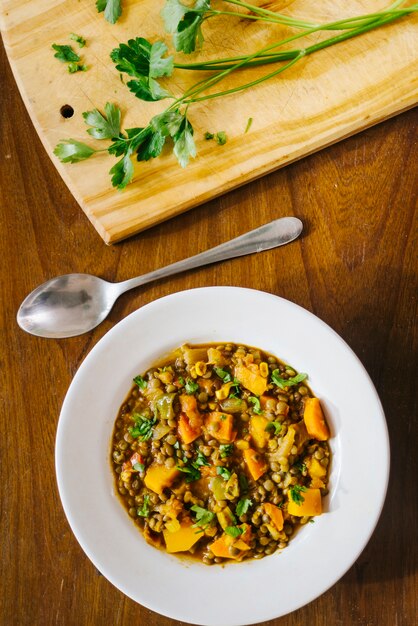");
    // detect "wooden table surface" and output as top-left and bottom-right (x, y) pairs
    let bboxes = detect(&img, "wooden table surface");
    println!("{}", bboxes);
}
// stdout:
(1, 34), (417, 626)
